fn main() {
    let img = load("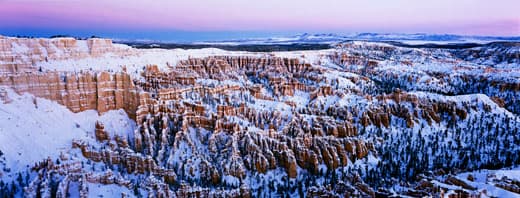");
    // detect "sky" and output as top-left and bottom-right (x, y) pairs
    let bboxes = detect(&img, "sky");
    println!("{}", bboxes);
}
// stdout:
(0, 0), (518, 41)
